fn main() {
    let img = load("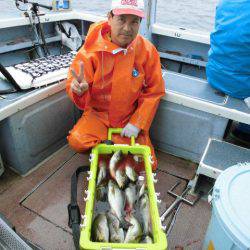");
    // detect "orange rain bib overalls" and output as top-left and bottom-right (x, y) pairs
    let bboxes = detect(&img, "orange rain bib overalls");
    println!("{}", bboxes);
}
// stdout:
(66, 21), (165, 170)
